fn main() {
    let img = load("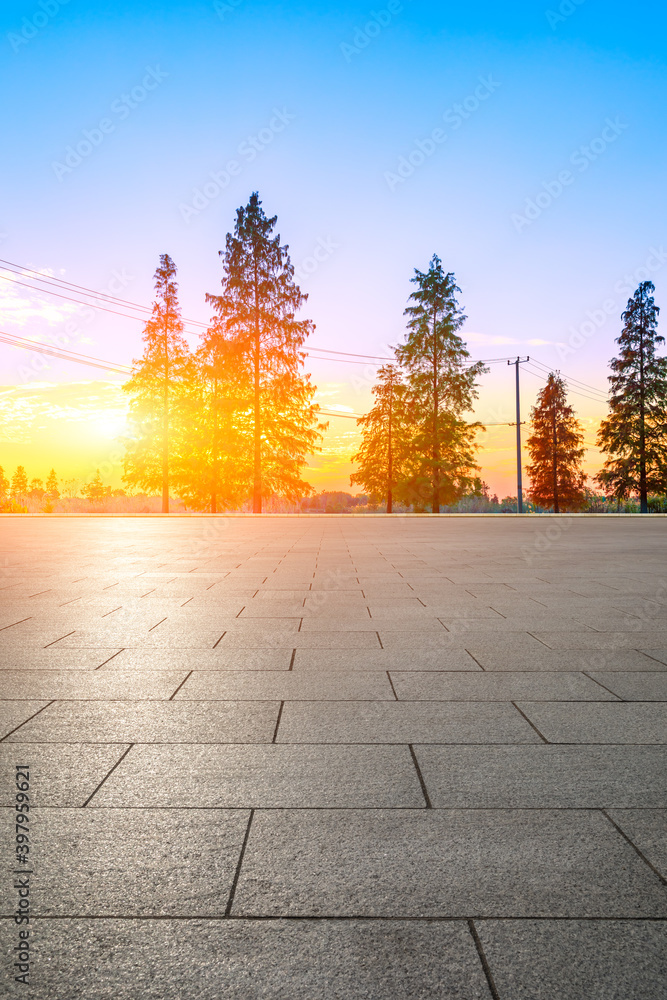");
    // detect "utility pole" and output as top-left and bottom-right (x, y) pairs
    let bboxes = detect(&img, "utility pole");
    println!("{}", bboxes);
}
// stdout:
(508, 357), (530, 514)
(387, 376), (393, 515)
(551, 391), (560, 514)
